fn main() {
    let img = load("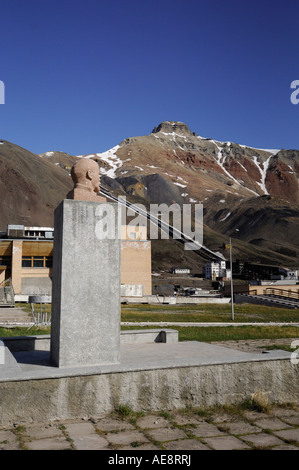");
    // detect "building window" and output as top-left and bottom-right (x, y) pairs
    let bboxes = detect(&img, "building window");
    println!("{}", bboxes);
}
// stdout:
(0, 257), (11, 267)
(22, 258), (32, 268)
(33, 257), (44, 268)
(22, 256), (53, 268)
